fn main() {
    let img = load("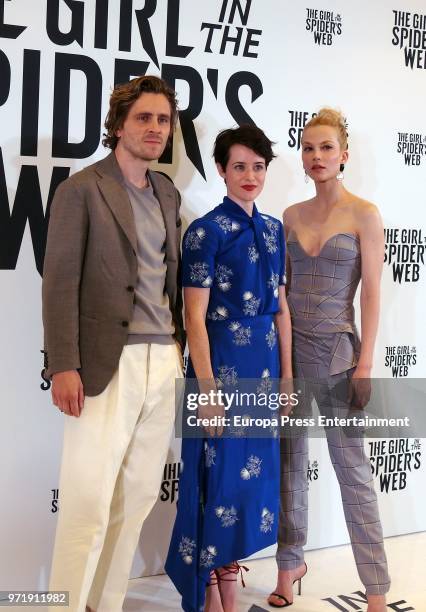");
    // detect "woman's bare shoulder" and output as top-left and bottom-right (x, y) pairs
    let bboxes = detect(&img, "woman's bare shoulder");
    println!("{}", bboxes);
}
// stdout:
(351, 196), (381, 222)
(283, 199), (314, 226)
(349, 196), (383, 237)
